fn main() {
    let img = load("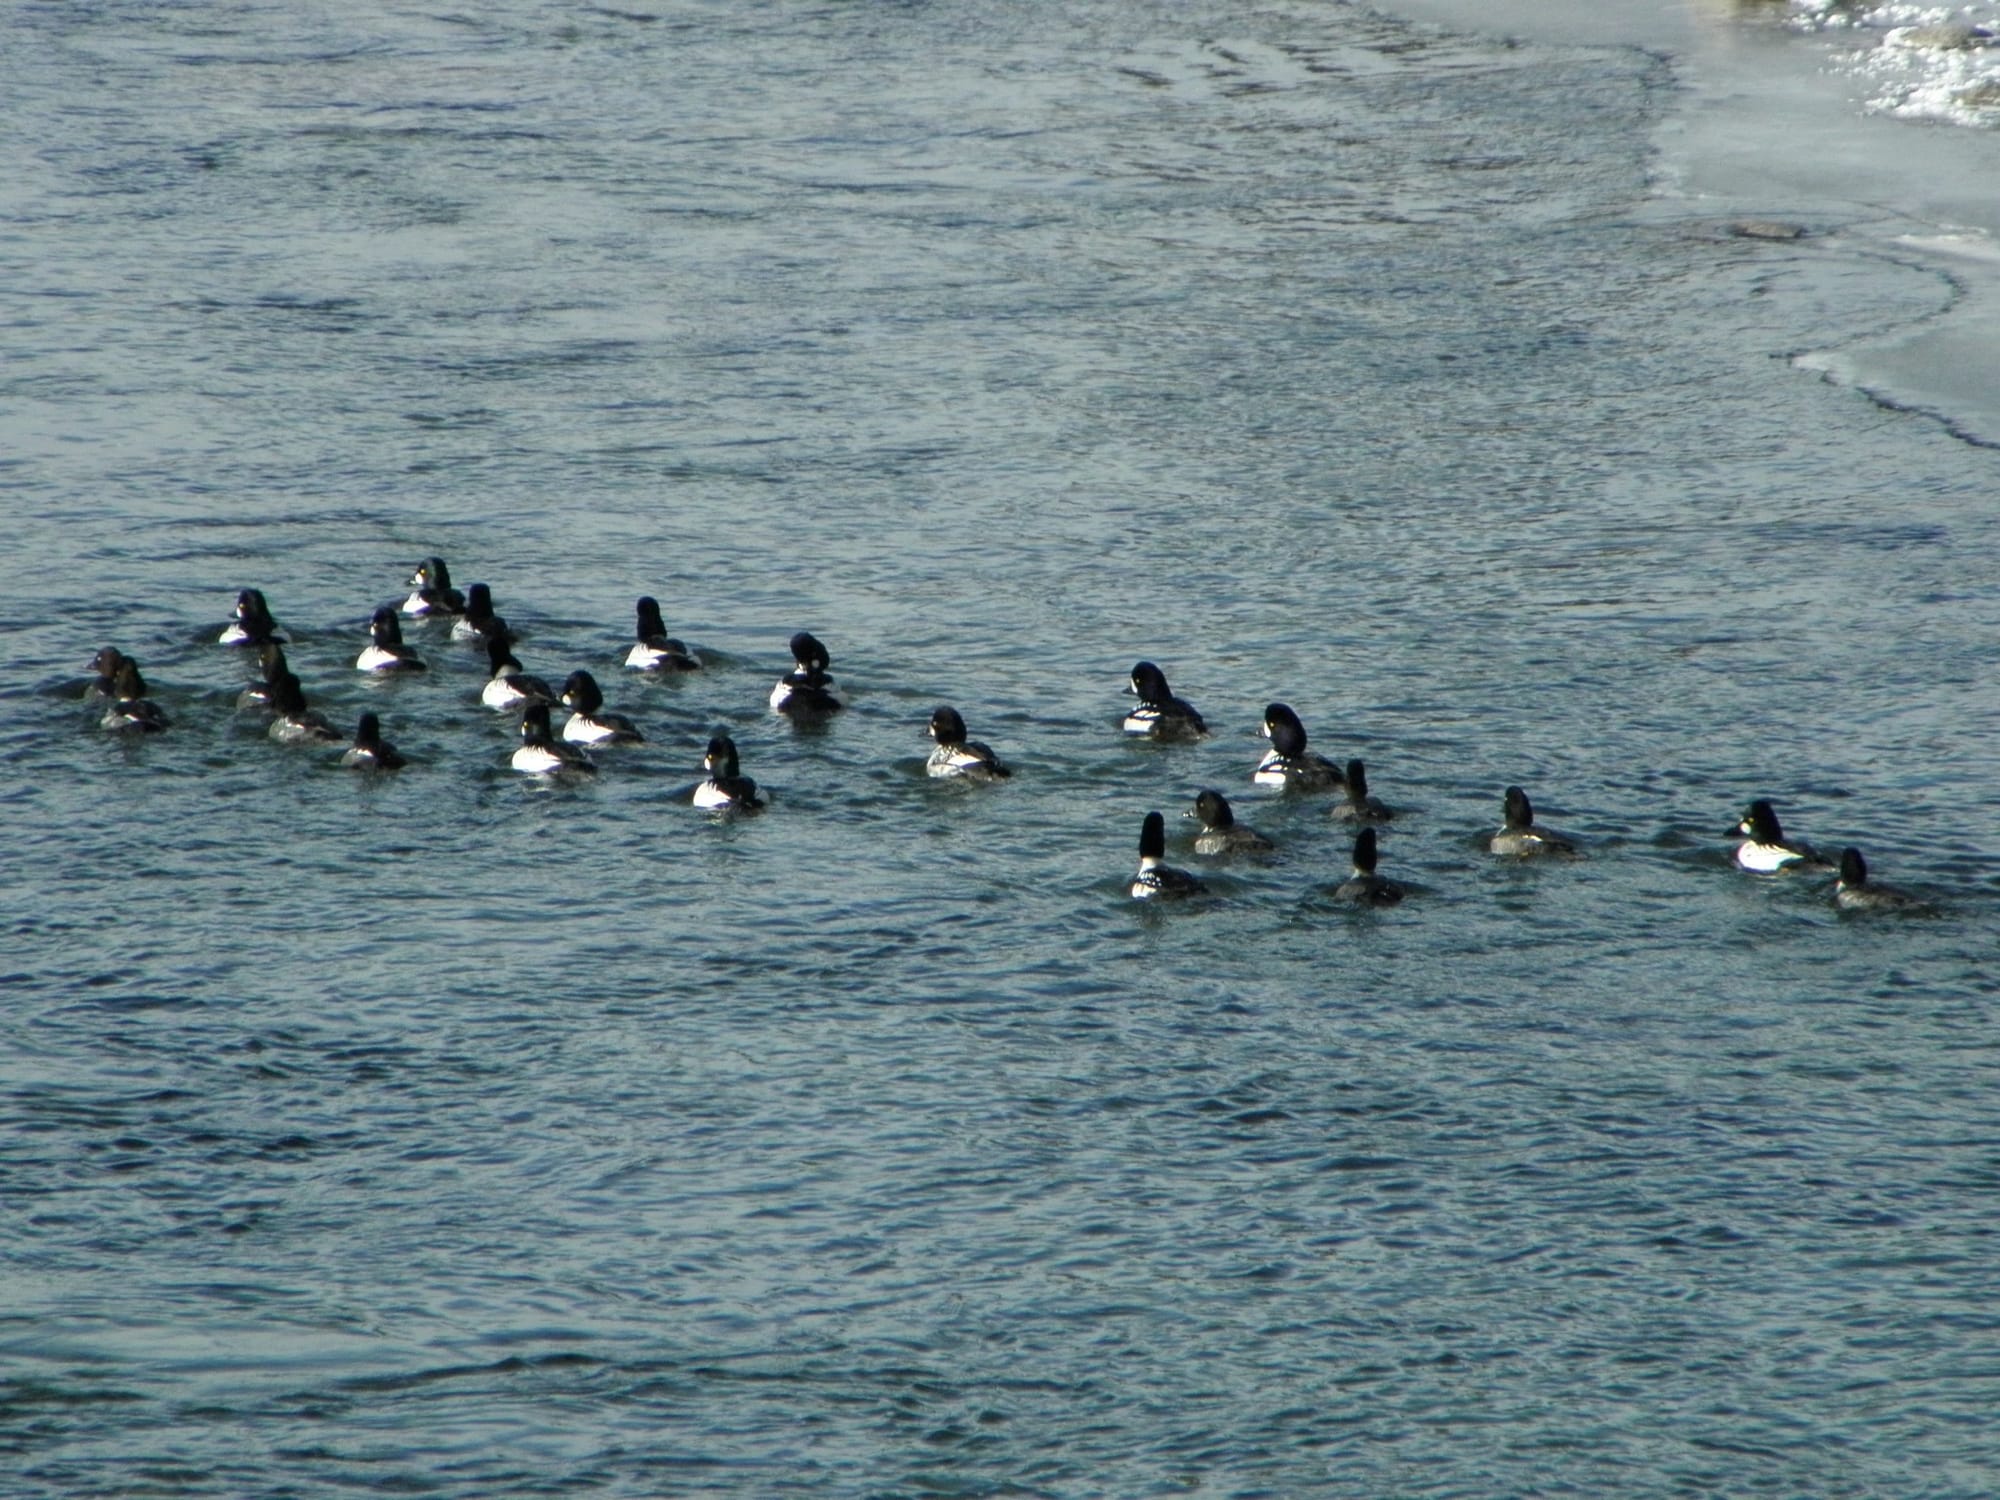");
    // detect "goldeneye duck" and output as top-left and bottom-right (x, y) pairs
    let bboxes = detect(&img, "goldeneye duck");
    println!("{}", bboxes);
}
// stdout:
(356, 606), (427, 673)
(559, 670), (644, 745)
(1131, 810), (1205, 900)
(626, 596), (701, 672)
(341, 711), (406, 770)
(926, 706), (1010, 781)
(481, 634), (556, 711)
(1331, 759), (1393, 823)
(267, 670), (341, 744)
(451, 583), (513, 646)
(99, 660), (168, 733)
(219, 588), (285, 648)
(86, 646), (128, 699)
(237, 641), (291, 713)
(401, 556), (466, 617)
(1730, 799), (1829, 873)
(1122, 661), (1207, 741)
(1332, 827), (1403, 906)
(693, 732), (765, 810)
(1254, 703), (1344, 791)
(1833, 848), (1924, 912)
(1489, 785), (1579, 857)
(1187, 788), (1272, 856)
(513, 703), (596, 777)
(769, 631), (845, 716)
